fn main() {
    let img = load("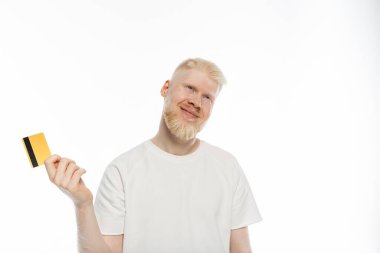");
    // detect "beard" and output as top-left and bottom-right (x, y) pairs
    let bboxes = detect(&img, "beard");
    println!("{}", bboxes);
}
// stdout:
(163, 109), (201, 141)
